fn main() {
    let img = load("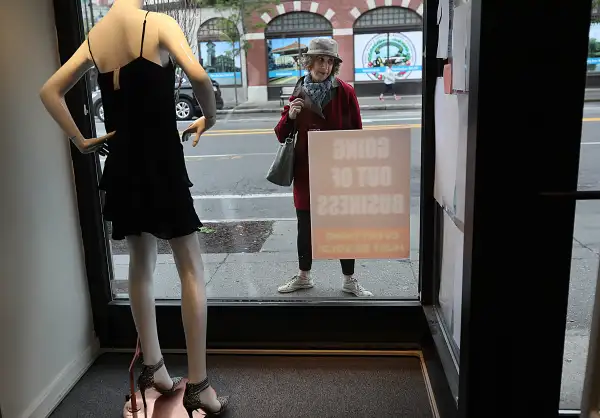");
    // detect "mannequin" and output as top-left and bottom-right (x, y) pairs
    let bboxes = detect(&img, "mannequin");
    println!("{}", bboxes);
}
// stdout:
(39, 0), (227, 416)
